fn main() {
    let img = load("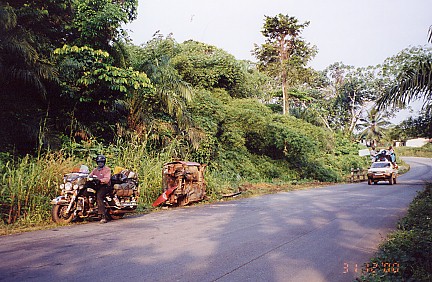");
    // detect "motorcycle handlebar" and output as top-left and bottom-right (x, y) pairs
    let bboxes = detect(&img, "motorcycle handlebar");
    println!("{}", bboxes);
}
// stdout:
(88, 176), (101, 184)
